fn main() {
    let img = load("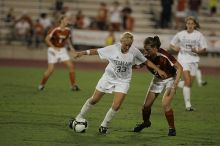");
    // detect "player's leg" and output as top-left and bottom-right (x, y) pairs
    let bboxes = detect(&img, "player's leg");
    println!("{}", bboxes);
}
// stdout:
(75, 89), (105, 121)
(38, 63), (55, 90)
(133, 91), (157, 132)
(182, 70), (193, 111)
(63, 60), (79, 91)
(143, 92), (157, 125)
(196, 68), (207, 86)
(163, 87), (176, 136)
(99, 92), (126, 134)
